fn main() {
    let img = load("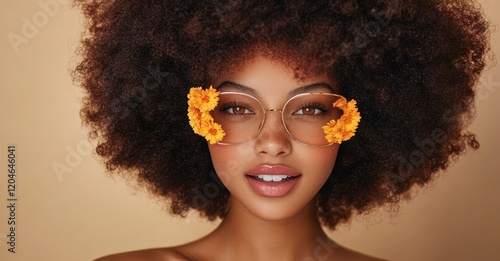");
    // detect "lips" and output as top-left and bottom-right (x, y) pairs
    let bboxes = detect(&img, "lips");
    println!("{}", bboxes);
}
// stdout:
(246, 165), (301, 197)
